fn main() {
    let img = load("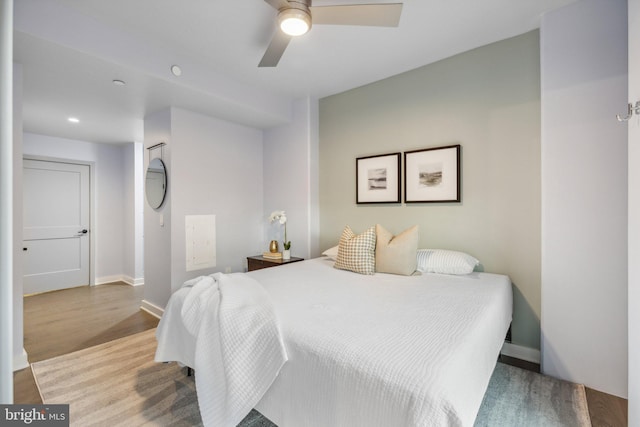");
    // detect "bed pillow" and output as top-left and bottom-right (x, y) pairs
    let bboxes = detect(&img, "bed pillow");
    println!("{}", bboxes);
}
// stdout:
(375, 224), (418, 276)
(322, 245), (339, 261)
(416, 249), (479, 275)
(334, 225), (376, 275)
